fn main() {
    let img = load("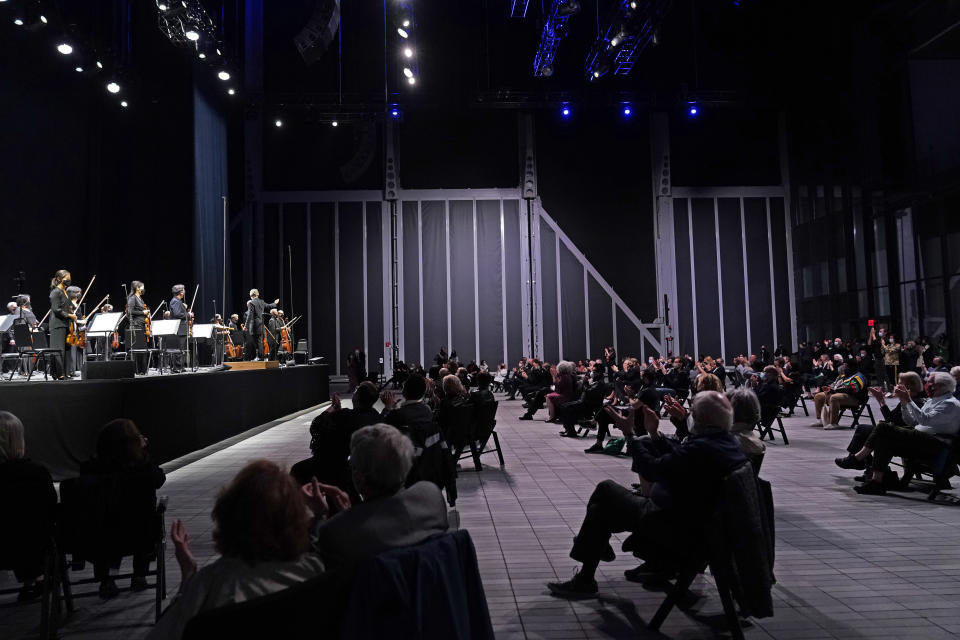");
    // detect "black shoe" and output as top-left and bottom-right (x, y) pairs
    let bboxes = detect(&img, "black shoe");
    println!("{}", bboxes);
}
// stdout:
(835, 455), (867, 471)
(519, 414), (533, 421)
(547, 572), (599, 599)
(99, 578), (120, 600)
(584, 443), (604, 453)
(130, 576), (149, 592)
(522, 403), (529, 408)
(854, 482), (886, 496)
